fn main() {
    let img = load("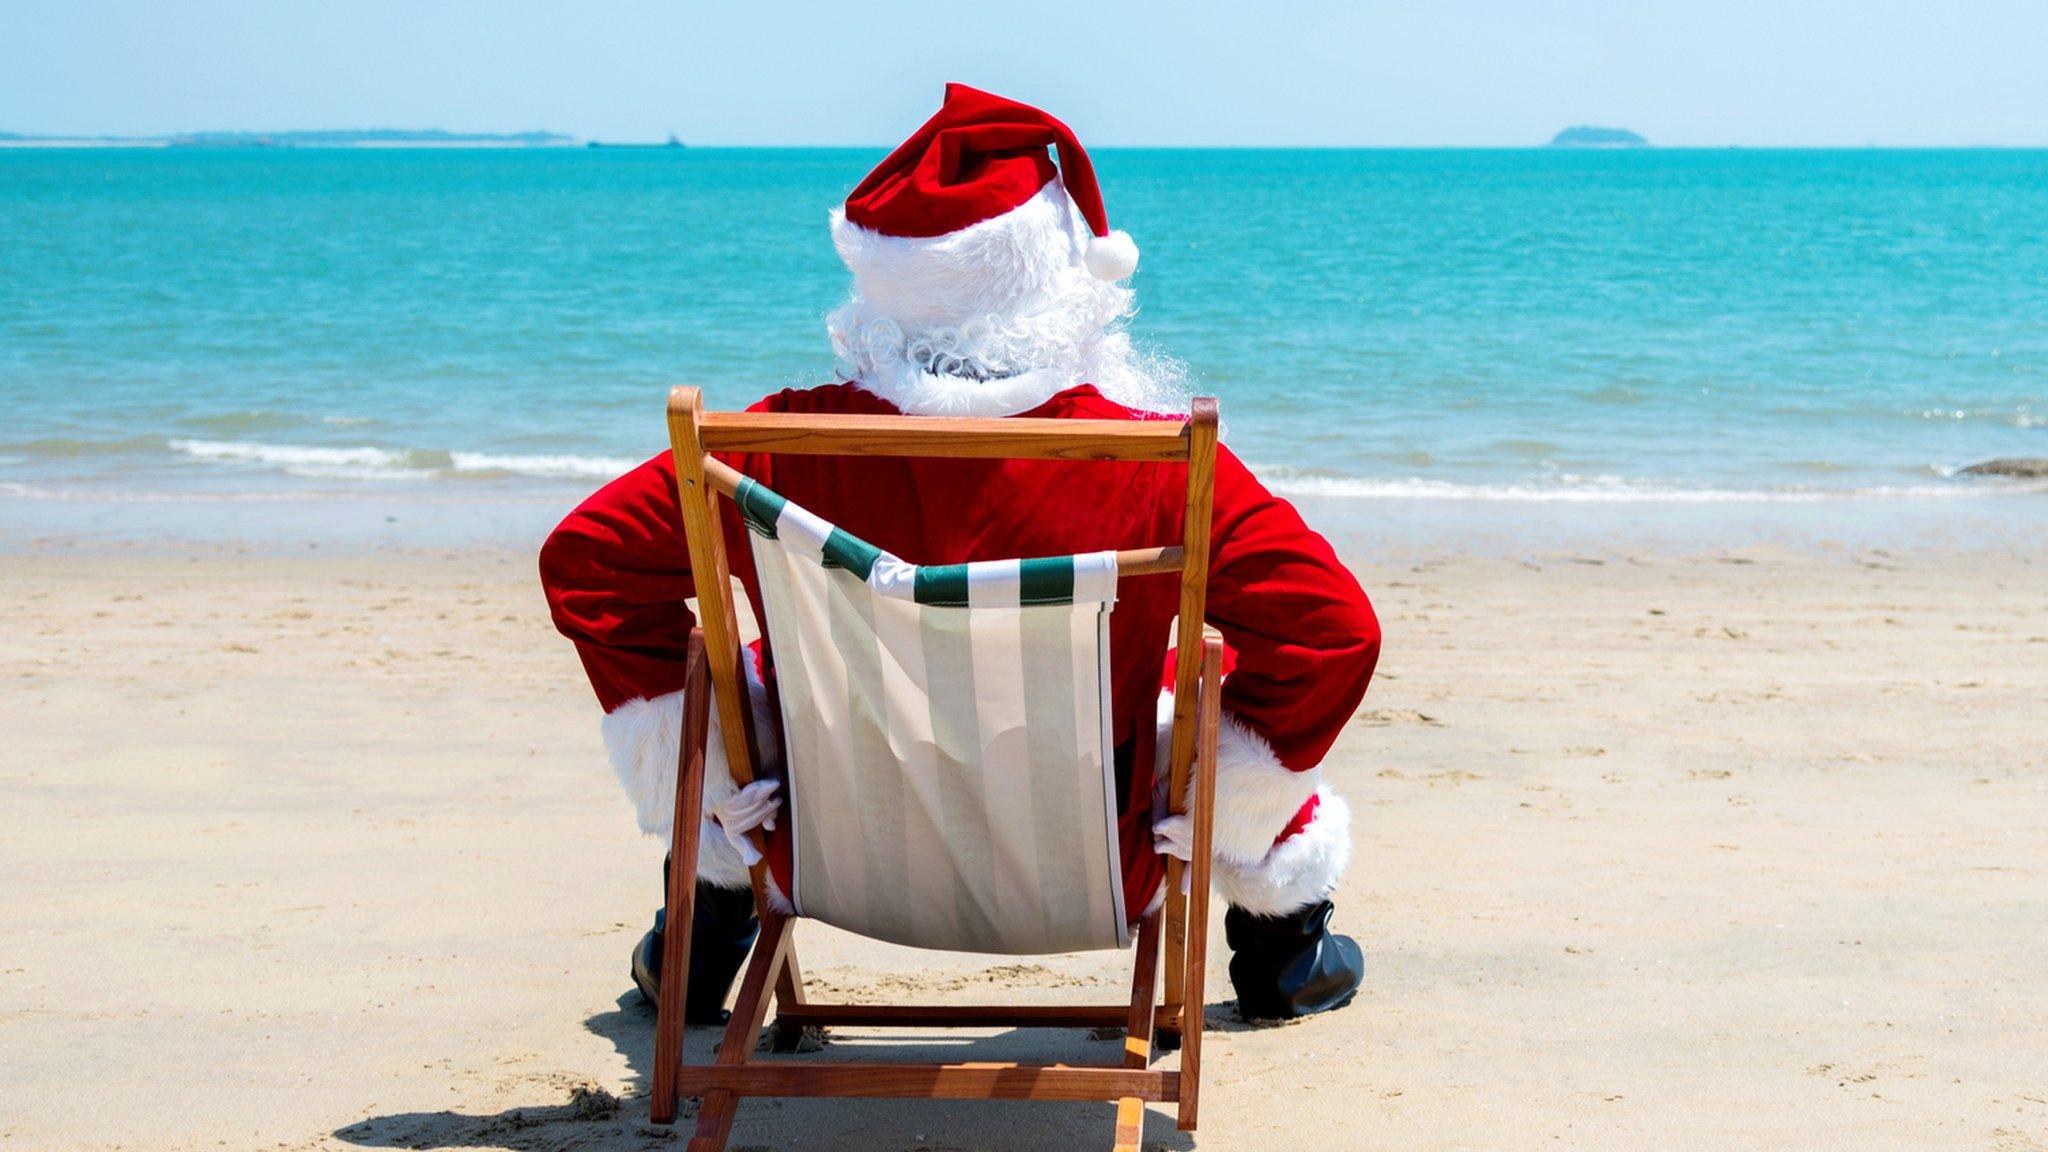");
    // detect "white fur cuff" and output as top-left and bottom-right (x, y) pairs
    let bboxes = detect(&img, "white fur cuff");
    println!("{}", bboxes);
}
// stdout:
(598, 659), (780, 891)
(1156, 692), (1324, 864)
(1212, 788), (1353, 916)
